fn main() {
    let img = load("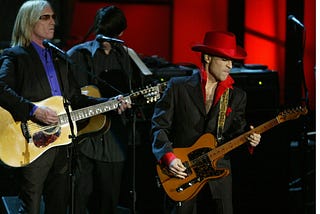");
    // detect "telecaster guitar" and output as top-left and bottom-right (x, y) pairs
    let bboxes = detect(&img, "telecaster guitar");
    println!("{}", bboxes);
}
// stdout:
(0, 82), (167, 167)
(156, 106), (308, 202)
